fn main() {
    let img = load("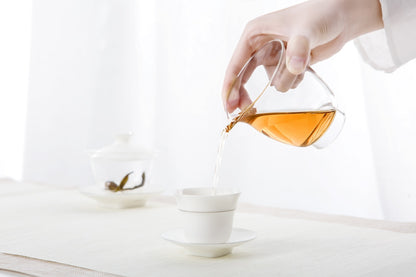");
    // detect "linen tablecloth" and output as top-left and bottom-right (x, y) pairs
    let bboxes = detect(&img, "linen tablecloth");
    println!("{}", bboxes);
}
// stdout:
(1, 180), (416, 276)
